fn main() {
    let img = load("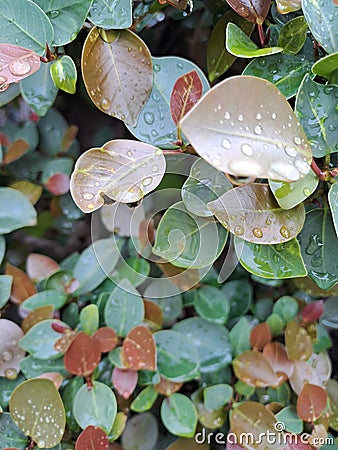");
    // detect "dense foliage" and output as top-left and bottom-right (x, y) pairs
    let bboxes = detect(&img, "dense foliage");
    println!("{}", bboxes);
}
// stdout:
(0, 0), (338, 448)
